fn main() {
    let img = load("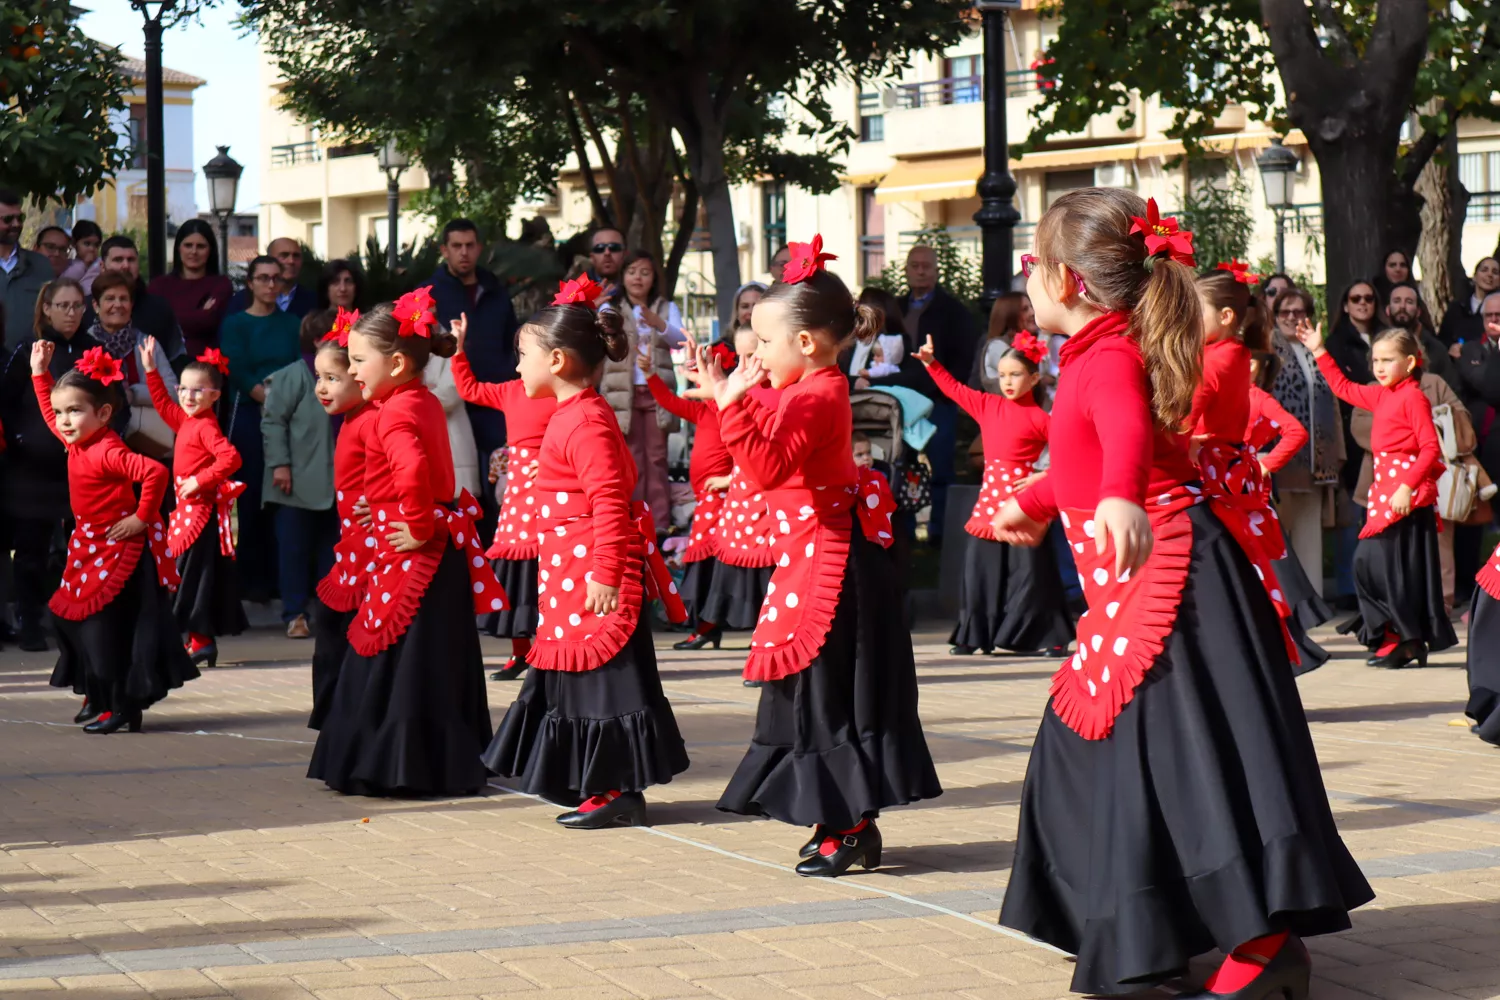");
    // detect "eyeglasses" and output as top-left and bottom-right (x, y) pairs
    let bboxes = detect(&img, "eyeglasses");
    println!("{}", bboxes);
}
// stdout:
(1347, 294), (1375, 305)
(1277, 309), (1307, 319)
(591, 242), (624, 254)
(39, 242), (70, 254)
(47, 301), (84, 312)
(1020, 253), (1087, 296)
(1483, 312), (1500, 321)
(250, 274), (278, 285)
